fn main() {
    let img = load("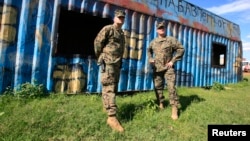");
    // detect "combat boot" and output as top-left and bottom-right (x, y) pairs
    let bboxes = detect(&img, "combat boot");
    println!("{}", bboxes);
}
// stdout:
(107, 116), (124, 132)
(171, 106), (178, 120)
(159, 102), (164, 109)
